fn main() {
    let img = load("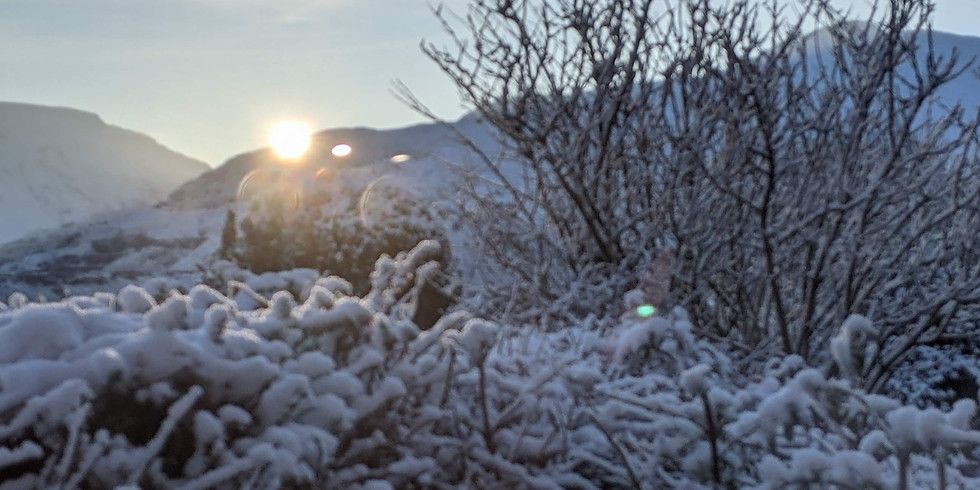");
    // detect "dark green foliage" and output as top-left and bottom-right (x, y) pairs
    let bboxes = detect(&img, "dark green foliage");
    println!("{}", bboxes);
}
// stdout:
(232, 189), (448, 296)
(412, 279), (455, 330)
(219, 209), (237, 259)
